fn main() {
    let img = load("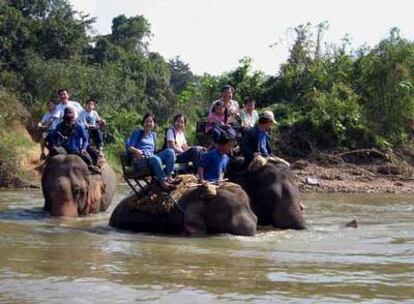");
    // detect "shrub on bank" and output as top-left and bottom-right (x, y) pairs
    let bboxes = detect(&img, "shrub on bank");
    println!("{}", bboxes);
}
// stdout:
(0, 90), (33, 187)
